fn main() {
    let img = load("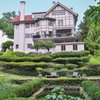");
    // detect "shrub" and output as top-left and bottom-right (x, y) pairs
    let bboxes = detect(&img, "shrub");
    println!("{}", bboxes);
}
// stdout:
(80, 50), (90, 56)
(94, 50), (100, 56)
(53, 57), (82, 64)
(43, 78), (83, 86)
(14, 52), (29, 57)
(3, 62), (63, 69)
(0, 55), (52, 62)
(14, 79), (44, 97)
(82, 81), (100, 100)
(81, 57), (89, 64)
(52, 52), (81, 58)
(65, 64), (78, 69)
